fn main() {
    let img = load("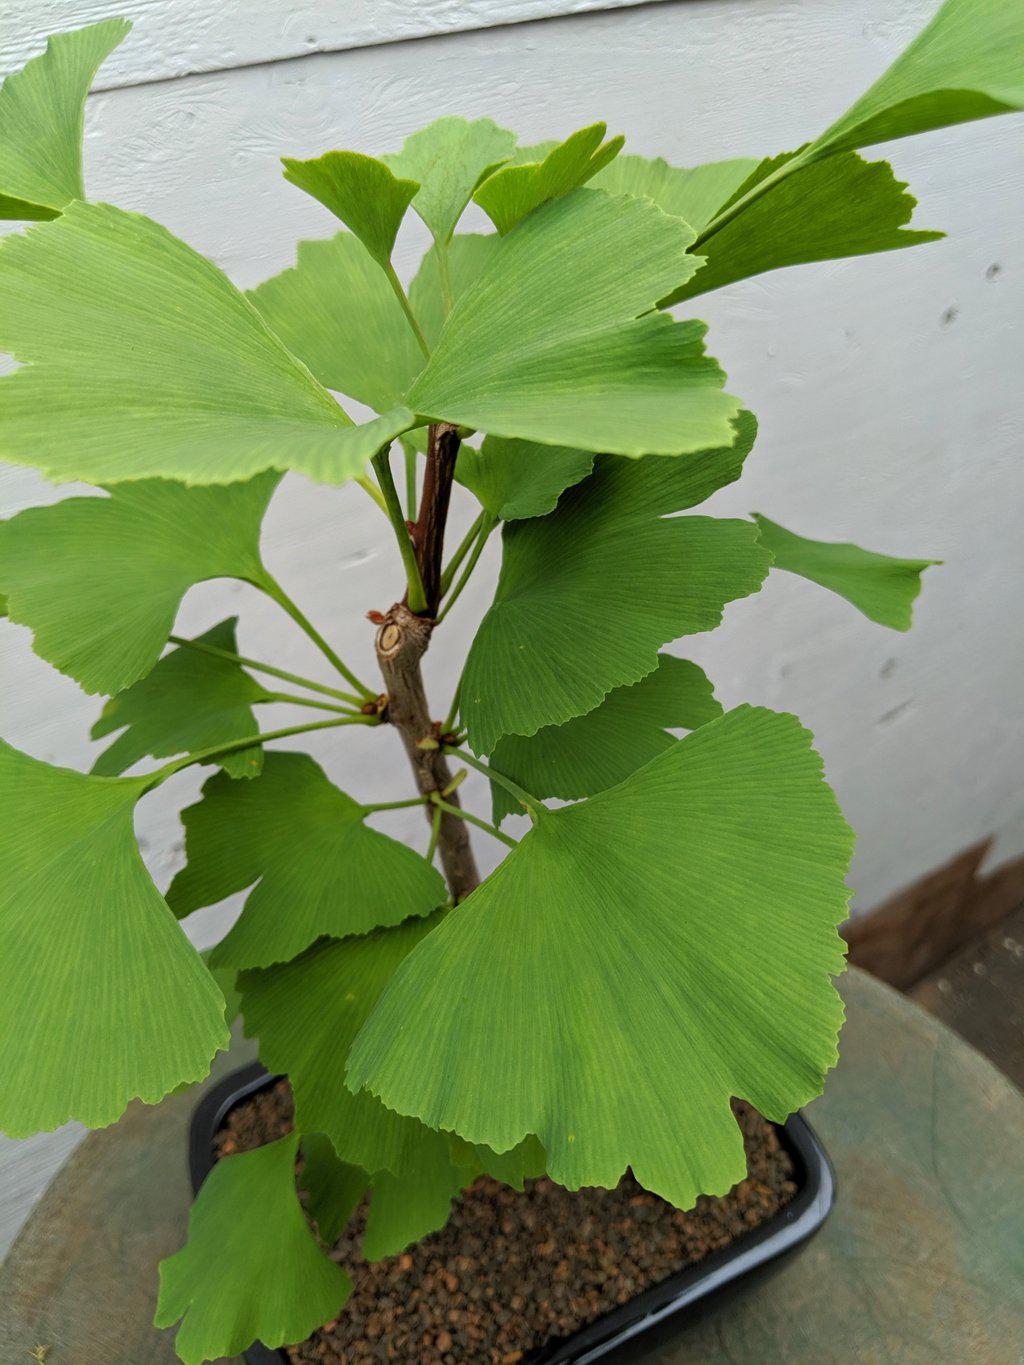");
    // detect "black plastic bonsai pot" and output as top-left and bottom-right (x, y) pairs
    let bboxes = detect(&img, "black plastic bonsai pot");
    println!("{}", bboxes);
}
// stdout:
(189, 1064), (835, 1364)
